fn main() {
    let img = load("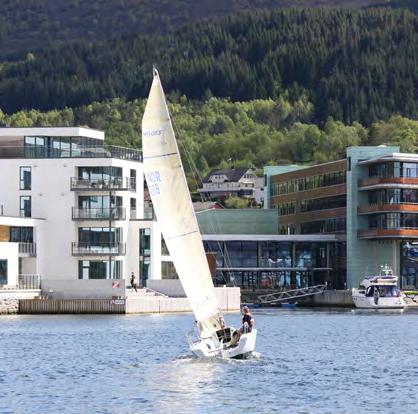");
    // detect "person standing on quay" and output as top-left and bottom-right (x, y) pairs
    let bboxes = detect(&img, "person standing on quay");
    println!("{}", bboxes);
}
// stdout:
(130, 272), (138, 293)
